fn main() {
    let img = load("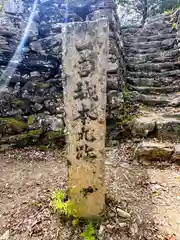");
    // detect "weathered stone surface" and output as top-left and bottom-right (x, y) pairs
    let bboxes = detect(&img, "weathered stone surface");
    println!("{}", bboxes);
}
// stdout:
(173, 145), (180, 161)
(129, 85), (180, 94)
(4, 0), (24, 14)
(157, 118), (180, 140)
(135, 141), (174, 161)
(107, 60), (119, 73)
(107, 90), (124, 109)
(0, 117), (27, 136)
(62, 19), (108, 218)
(107, 74), (119, 90)
(131, 116), (156, 137)
(30, 34), (62, 56)
(138, 94), (170, 106)
(127, 76), (180, 87)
